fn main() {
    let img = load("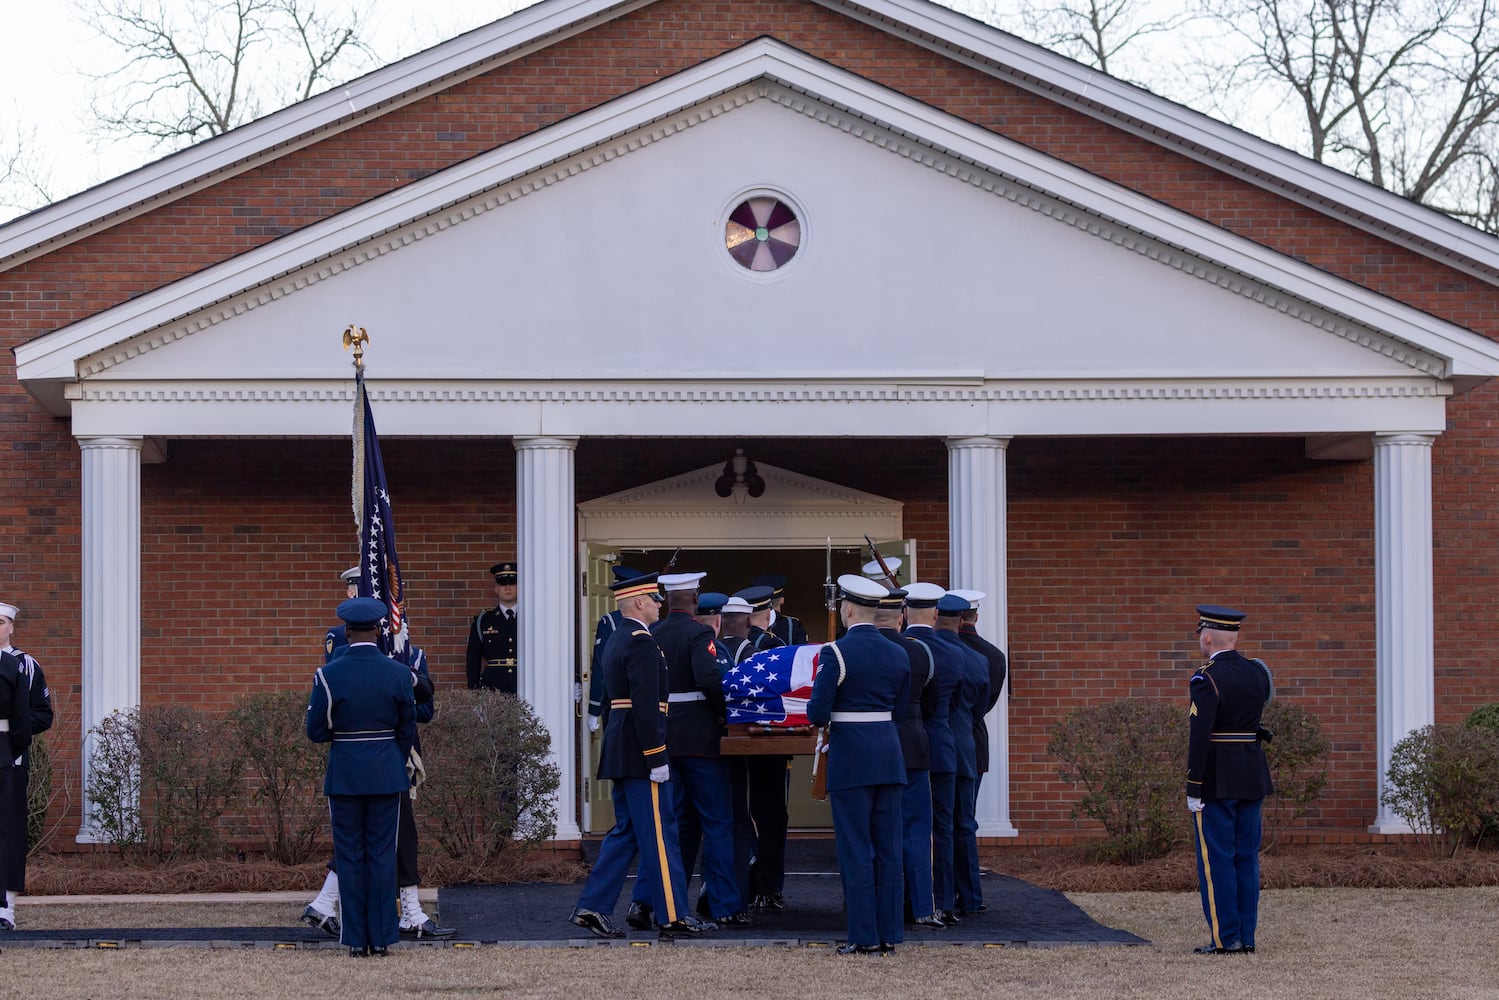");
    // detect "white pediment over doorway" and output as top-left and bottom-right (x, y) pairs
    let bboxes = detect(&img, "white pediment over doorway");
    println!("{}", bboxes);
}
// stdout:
(577, 460), (902, 548)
